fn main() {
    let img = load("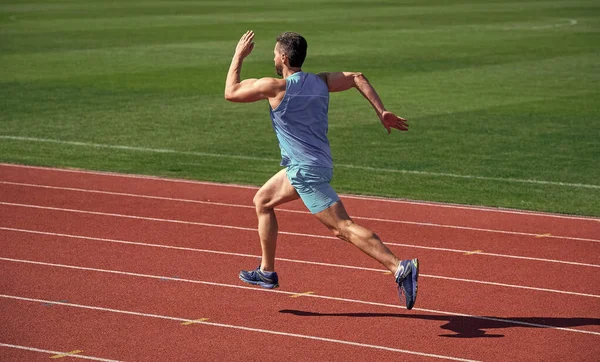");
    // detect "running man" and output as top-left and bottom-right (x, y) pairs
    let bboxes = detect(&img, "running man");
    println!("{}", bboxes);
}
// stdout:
(224, 31), (419, 309)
